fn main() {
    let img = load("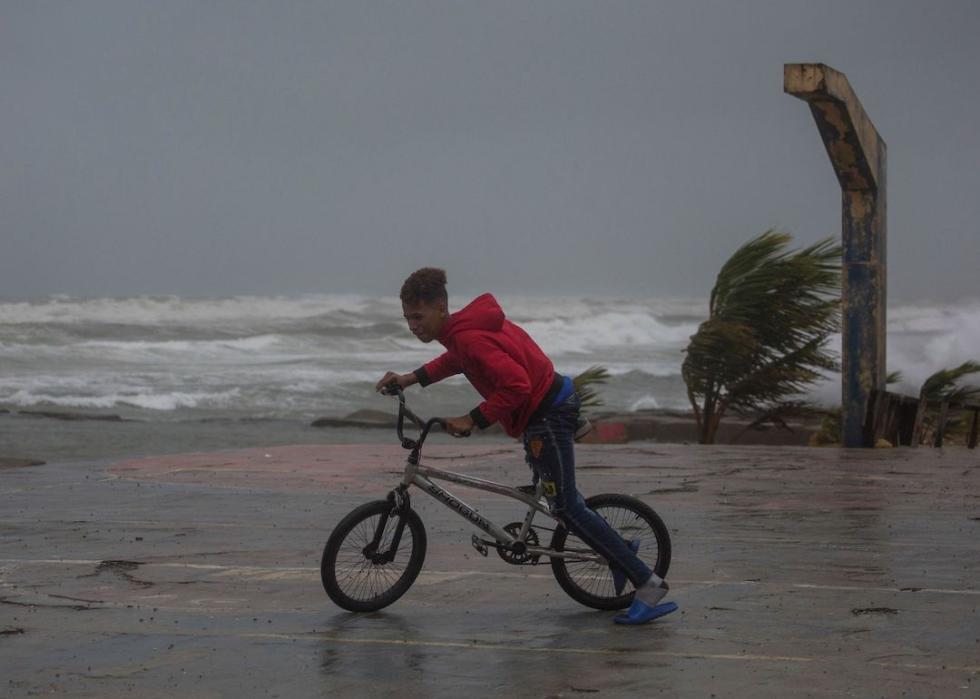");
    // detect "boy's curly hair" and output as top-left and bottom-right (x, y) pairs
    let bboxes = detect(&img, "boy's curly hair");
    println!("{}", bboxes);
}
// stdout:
(400, 267), (448, 305)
